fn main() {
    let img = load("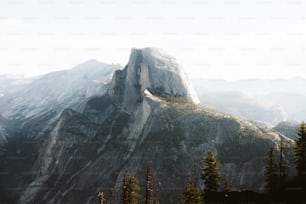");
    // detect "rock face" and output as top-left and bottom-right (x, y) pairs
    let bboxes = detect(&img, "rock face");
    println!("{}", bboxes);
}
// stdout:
(0, 115), (10, 153)
(108, 48), (199, 110)
(10, 48), (290, 204)
(0, 115), (9, 143)
(0, 61), (120, 203)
